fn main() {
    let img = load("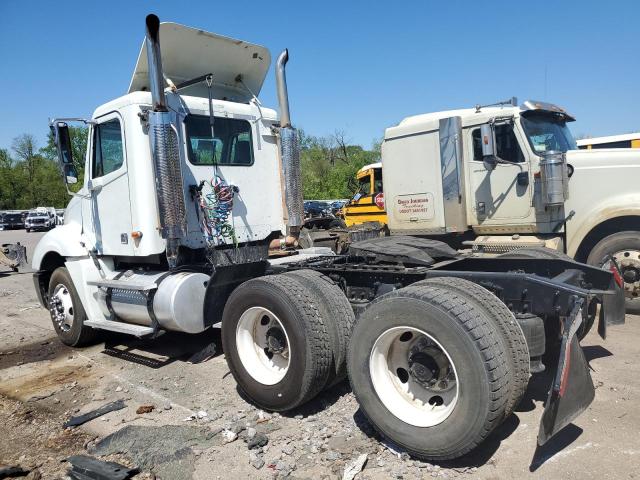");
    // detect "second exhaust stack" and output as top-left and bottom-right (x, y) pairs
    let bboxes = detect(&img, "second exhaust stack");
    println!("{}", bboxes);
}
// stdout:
(275, 49), (304, 234)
